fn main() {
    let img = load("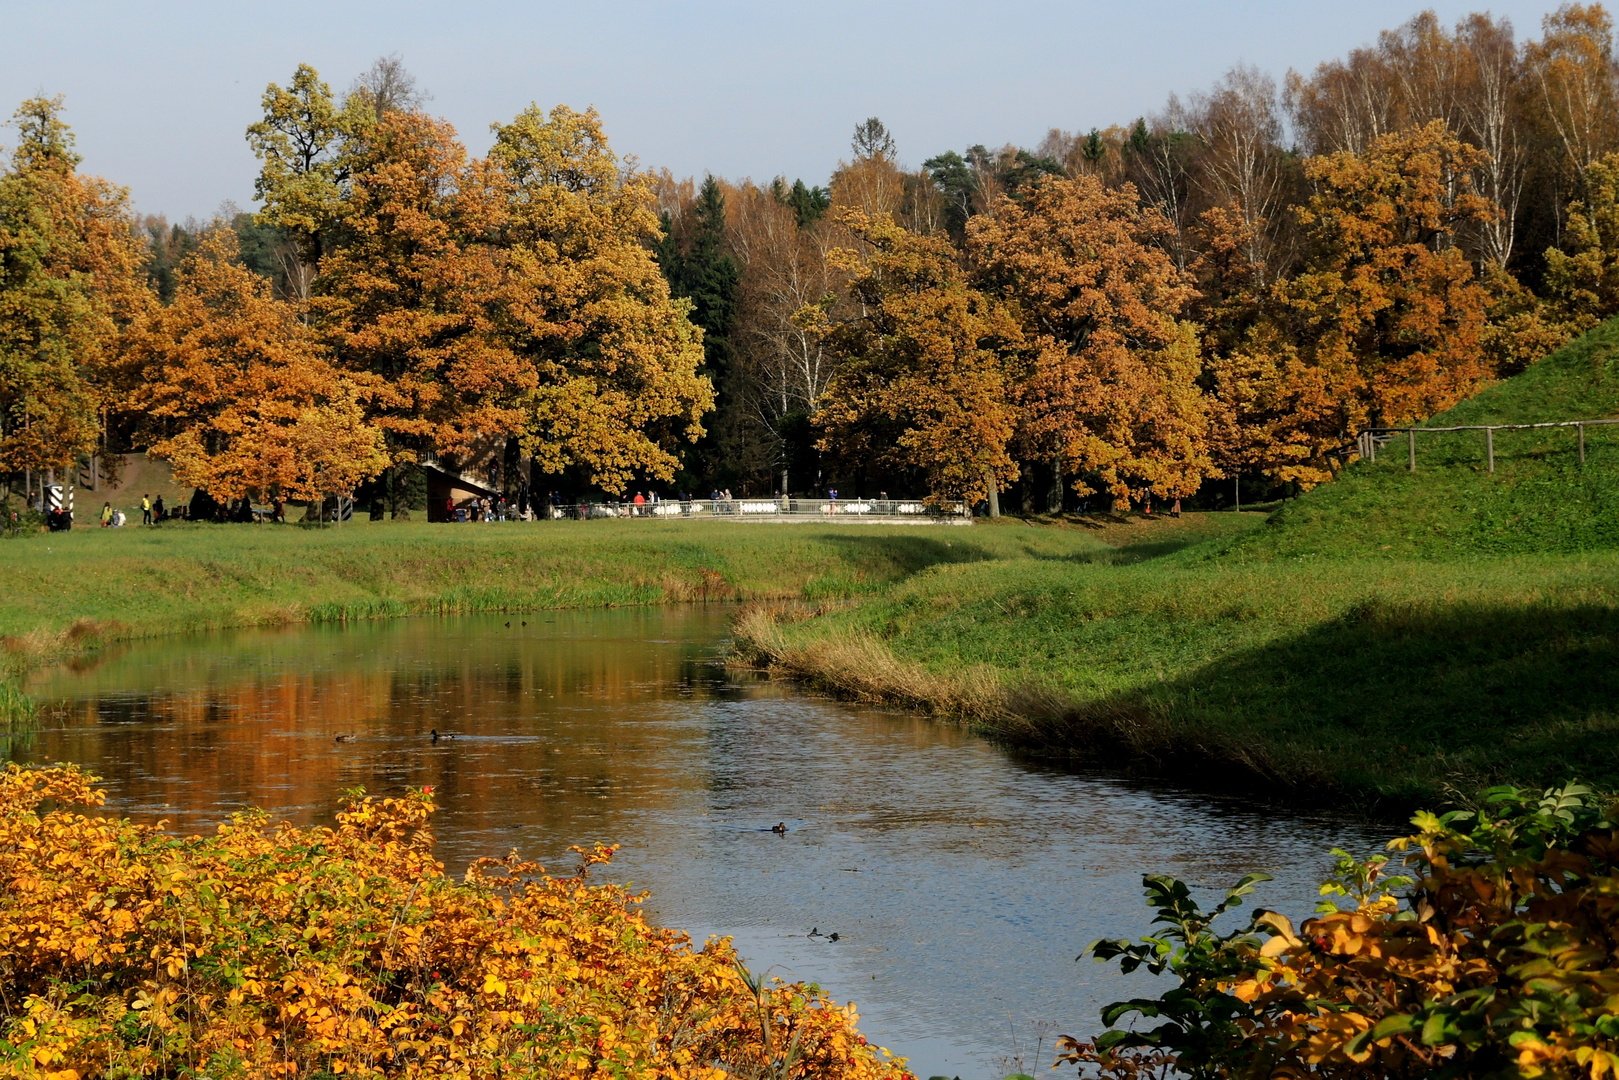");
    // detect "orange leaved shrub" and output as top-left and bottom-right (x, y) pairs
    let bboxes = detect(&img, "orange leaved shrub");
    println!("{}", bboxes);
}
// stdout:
(0, 764), (911, 1080)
